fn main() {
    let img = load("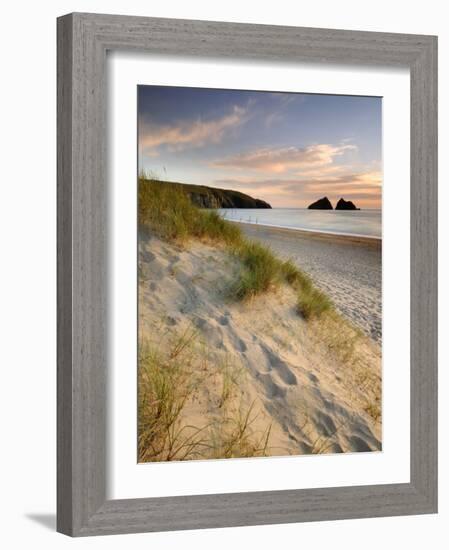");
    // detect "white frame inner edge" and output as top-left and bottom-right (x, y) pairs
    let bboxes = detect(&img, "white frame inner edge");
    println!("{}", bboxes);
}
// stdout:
(107, 52), (410, 499)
